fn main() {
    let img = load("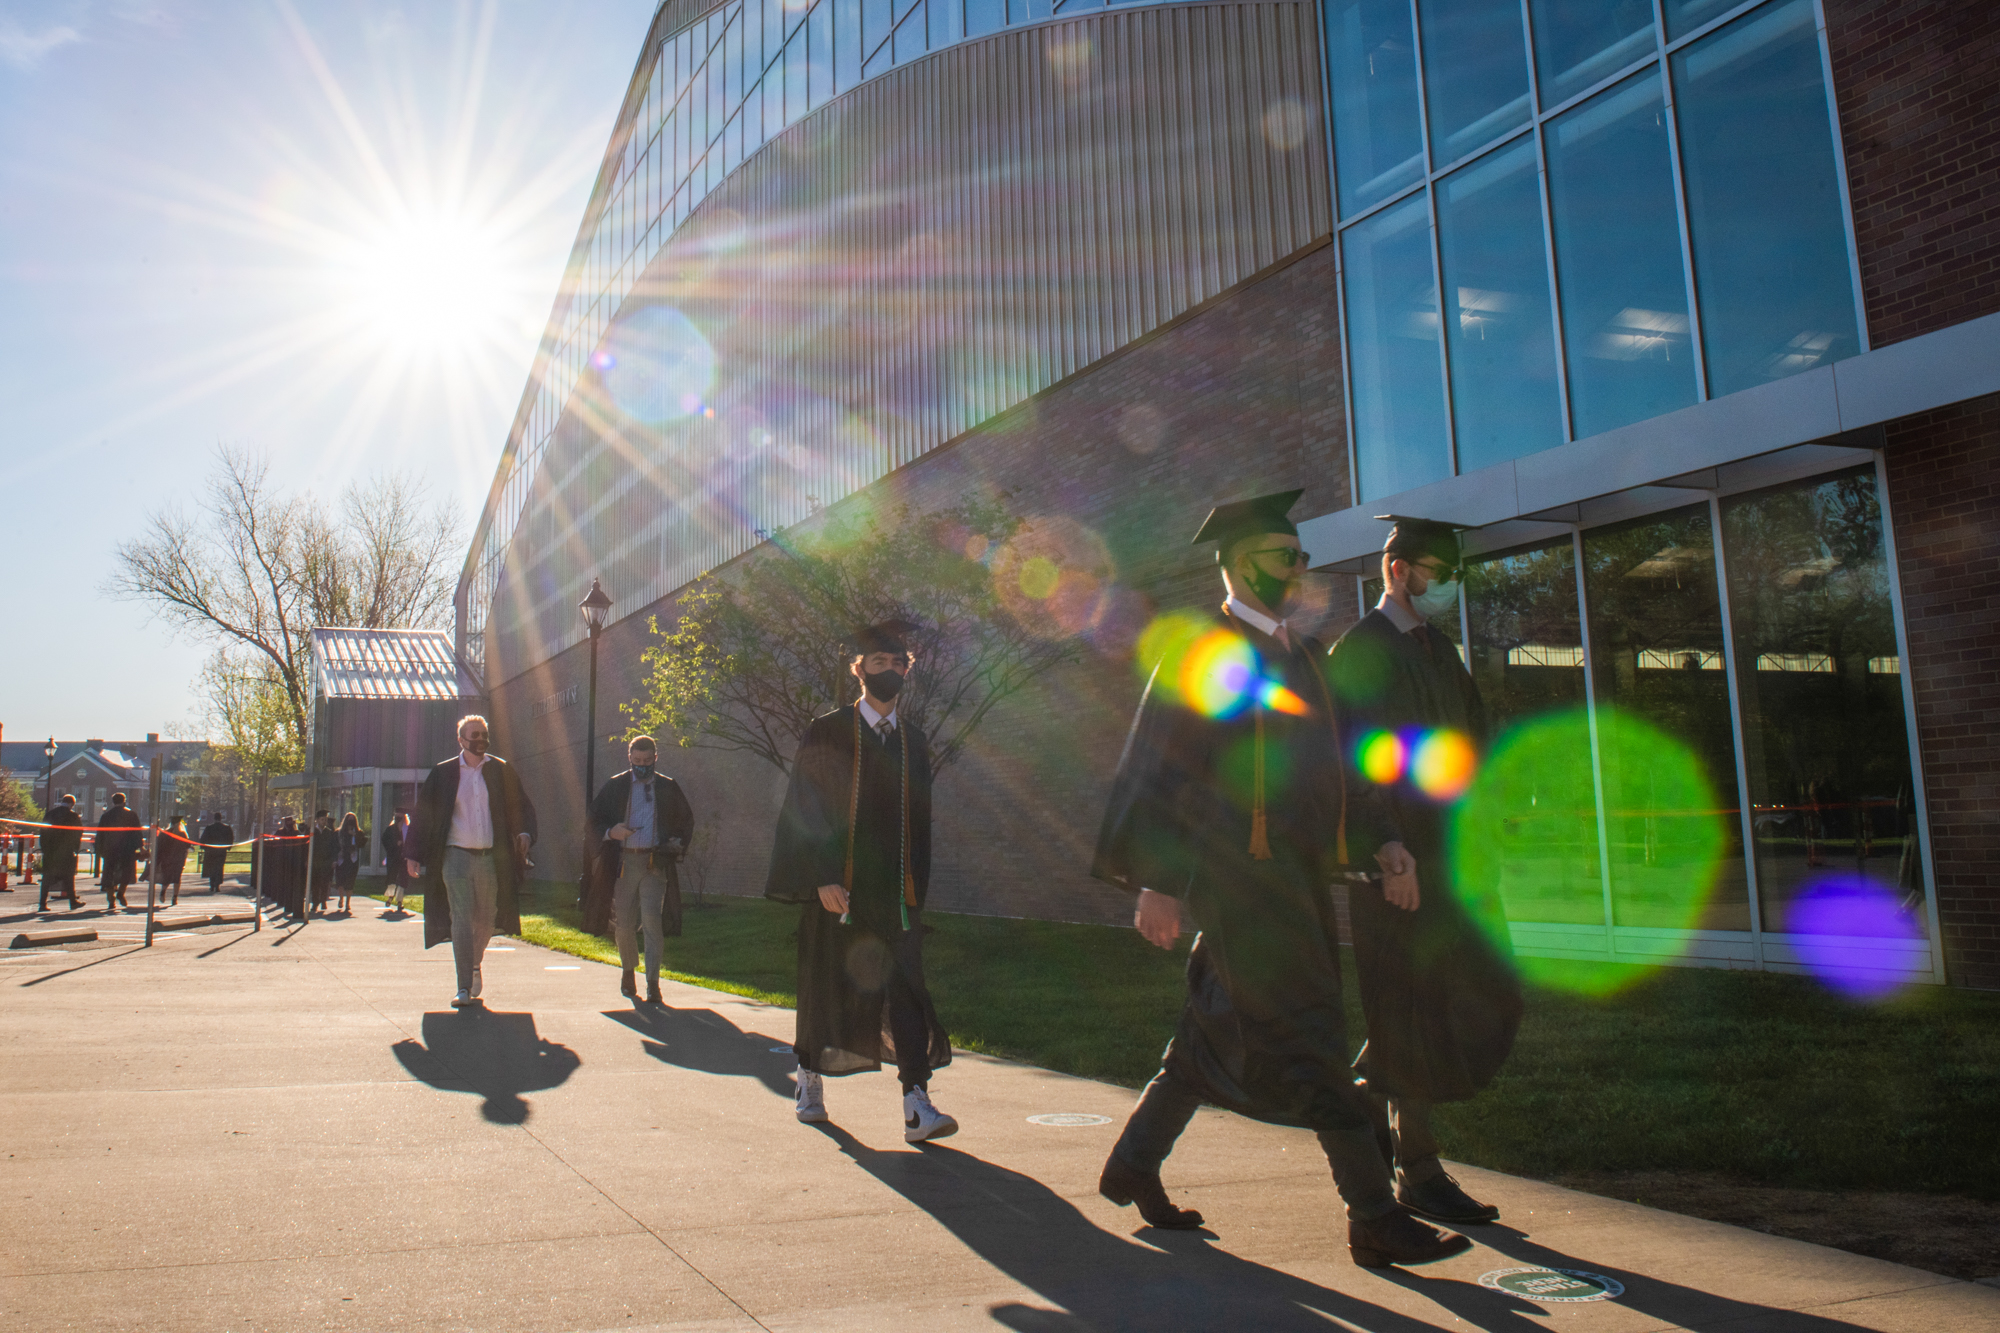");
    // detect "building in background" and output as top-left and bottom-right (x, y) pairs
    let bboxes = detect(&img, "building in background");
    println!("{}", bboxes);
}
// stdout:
(461, 0), (1999, 988)
(0, 737), (211, 823)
